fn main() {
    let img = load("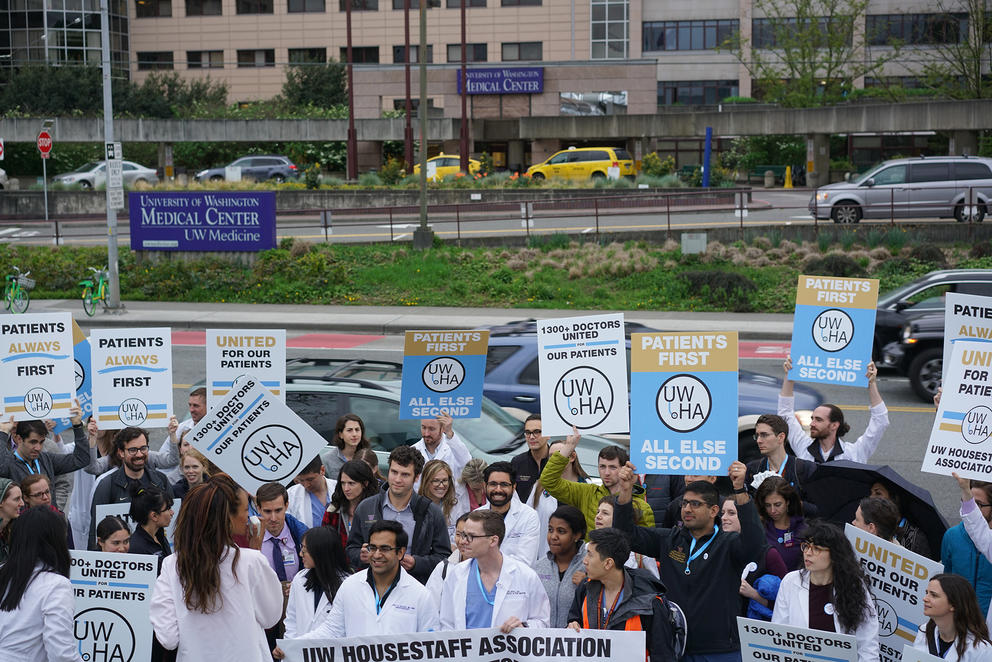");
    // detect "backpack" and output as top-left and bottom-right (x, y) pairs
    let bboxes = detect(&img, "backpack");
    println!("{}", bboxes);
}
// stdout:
(655, 594), (688, 661)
